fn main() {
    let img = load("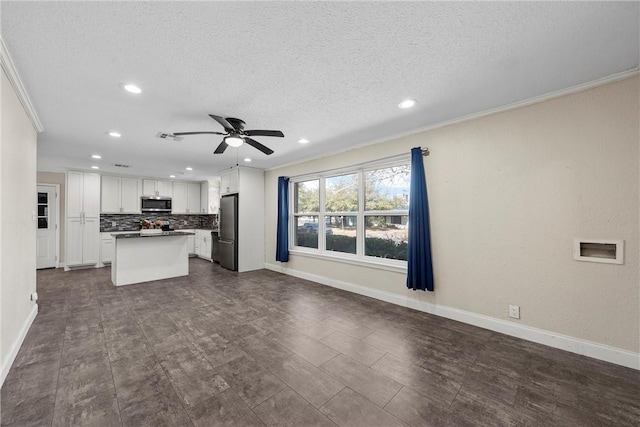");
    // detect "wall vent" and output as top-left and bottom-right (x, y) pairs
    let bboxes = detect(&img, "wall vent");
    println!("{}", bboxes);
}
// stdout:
(156, 132), (183, 142)
(573, 238), (623, 264)
(112, 163), (131, 168)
